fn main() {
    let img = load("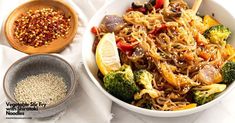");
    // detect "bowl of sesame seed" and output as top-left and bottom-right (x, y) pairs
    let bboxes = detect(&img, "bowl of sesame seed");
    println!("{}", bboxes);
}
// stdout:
(3, 54), (76, 118)
(4, 0), (78, 54)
